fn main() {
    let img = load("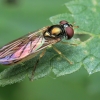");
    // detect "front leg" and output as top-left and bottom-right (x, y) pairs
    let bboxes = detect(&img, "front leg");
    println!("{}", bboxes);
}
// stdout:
(52, 45), (73, 64)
